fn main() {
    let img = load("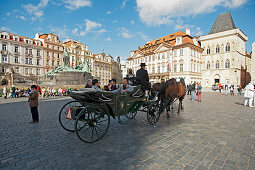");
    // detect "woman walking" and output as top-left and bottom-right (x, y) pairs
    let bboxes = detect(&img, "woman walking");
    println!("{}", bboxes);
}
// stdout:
(197, 83), (202, 102)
